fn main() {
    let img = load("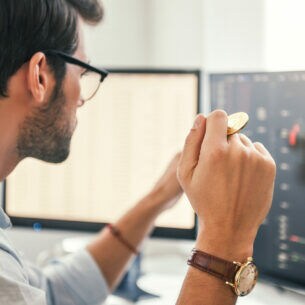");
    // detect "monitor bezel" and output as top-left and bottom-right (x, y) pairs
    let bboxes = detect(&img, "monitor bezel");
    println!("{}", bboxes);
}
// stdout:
(3, 68), (202, 240)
